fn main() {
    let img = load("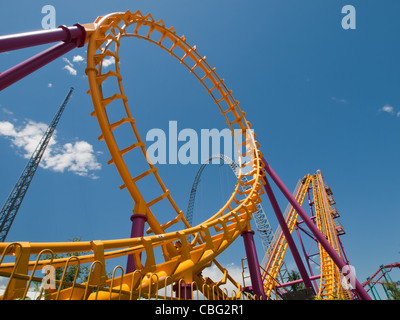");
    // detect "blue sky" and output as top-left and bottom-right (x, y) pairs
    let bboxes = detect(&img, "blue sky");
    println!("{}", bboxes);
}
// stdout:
(1, 0), (400, 295)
